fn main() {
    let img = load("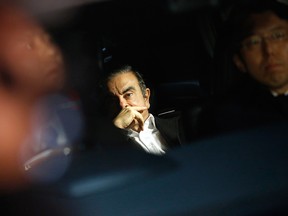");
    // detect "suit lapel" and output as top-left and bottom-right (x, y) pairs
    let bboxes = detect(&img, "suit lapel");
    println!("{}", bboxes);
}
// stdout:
(155, 116), (182, 148)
